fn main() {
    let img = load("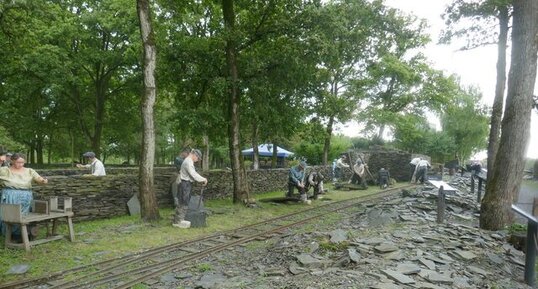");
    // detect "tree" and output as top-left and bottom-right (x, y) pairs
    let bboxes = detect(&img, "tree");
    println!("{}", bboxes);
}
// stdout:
(441, 0), (512, 179)
(221, 0), (249, 203)
(137, 0), (160, 221)
(480, 0), (538, 230)
(440, 87), (489, 162)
